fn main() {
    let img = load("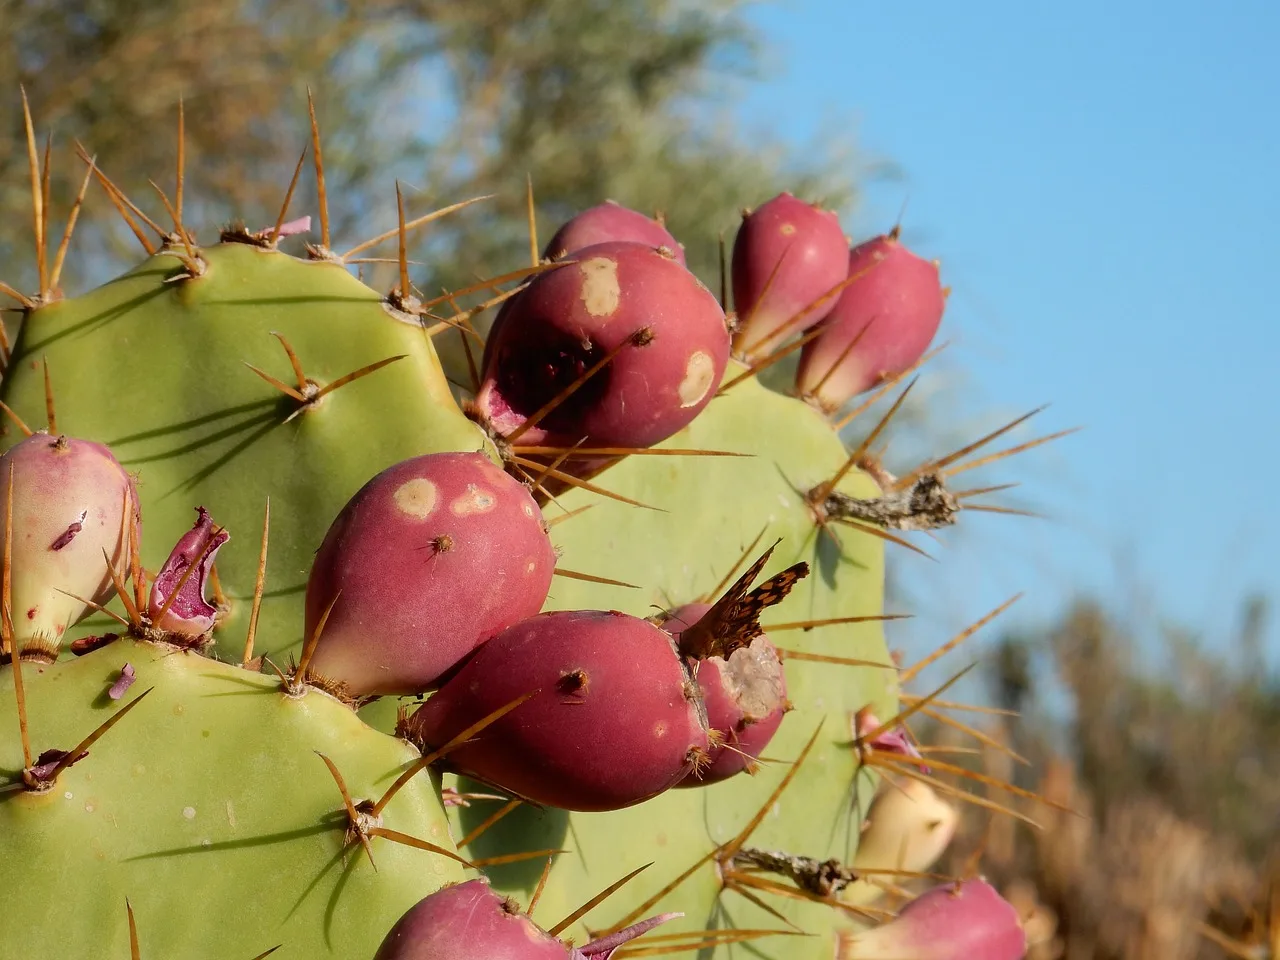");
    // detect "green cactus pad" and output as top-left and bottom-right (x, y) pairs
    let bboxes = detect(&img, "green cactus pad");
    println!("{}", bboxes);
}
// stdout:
(0, 637), (463, 959)
(448, 367), (898, 959)
(0, 241), (487, 662)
